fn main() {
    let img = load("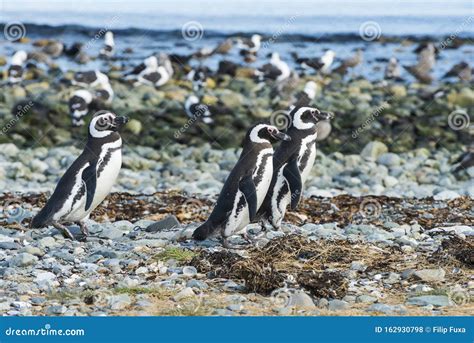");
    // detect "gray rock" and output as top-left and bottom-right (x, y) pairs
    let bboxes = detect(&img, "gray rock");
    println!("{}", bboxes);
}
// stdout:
(146, 215), (181, 232)
(227, 304), (243, 312)
(356, 295), (378, 304)
(186, 279), (208, 290)
(318, 298), (329, 309)
(377, 153), (401, 166)
(46, 305), (67, 315)
(99, 227), (123, 240)
(172, 287), (195, 301)
(407, 295), (451, 307)
(366, 303), (407, 314)
(9, 253), (38, 267)
(0, 242), (21, 250)
(38, 236), (57, 249)
(286, 291), (316, 309)
(433, 190), (460, 201)
(413, 268), (445, 282)
(361, 141), (388, 160)
(21, 246), (44, 257)
(328, 299), (350, 311)
(182, 266), (197, 277)
(107, 294), (132, 310)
